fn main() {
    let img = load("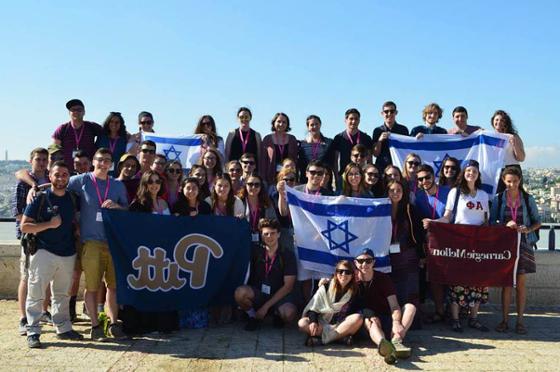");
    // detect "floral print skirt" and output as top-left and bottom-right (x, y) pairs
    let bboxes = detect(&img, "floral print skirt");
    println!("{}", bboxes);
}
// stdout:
(448, 286), (489, 308)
